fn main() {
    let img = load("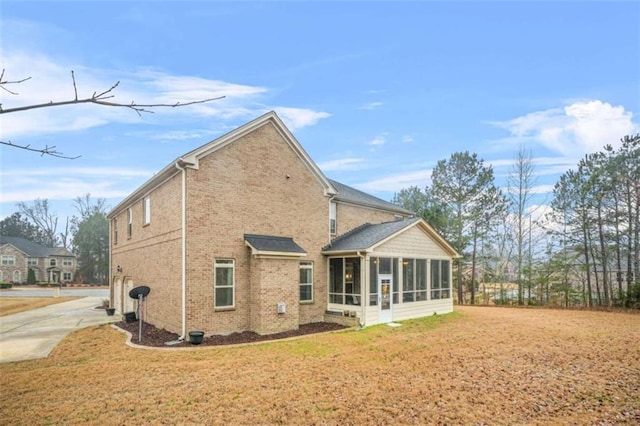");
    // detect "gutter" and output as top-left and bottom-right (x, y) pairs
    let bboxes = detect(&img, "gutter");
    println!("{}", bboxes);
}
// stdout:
(175, 159), (189, 340)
